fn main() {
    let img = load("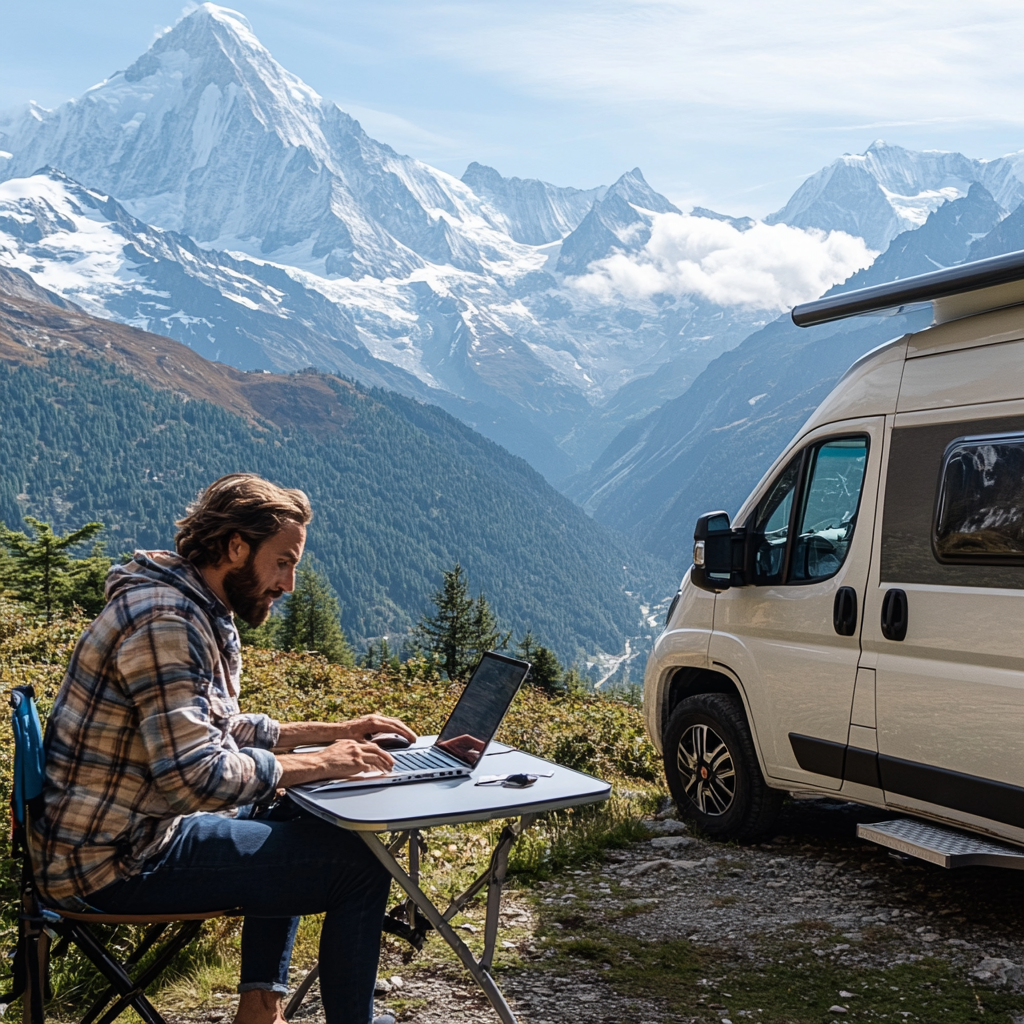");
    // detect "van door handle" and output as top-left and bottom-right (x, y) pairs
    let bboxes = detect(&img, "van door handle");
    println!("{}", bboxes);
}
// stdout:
(880, 588), (908, 641)
(833, 586), (858, 636)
